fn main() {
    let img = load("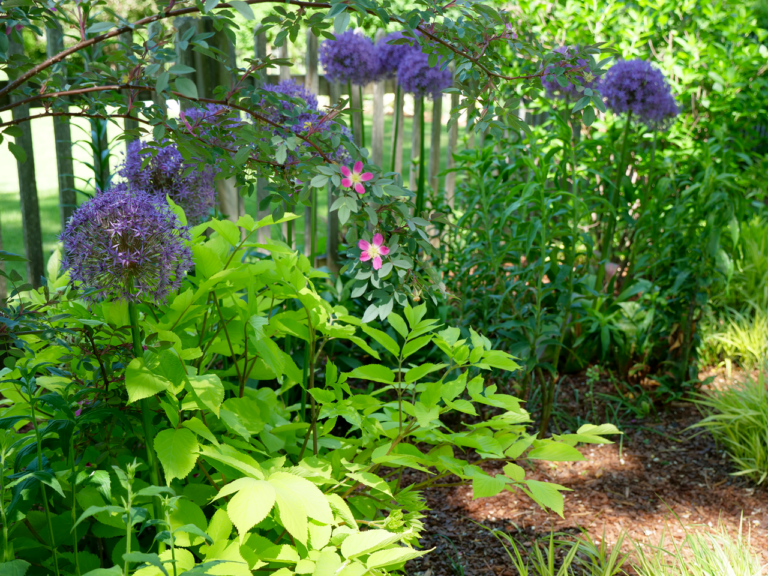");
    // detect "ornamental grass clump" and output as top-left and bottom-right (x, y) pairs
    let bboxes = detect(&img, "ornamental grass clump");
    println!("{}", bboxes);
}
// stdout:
(599, 58), (679, 128)
(542, 45), (597, 100)
(60, 184), (193, 304)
